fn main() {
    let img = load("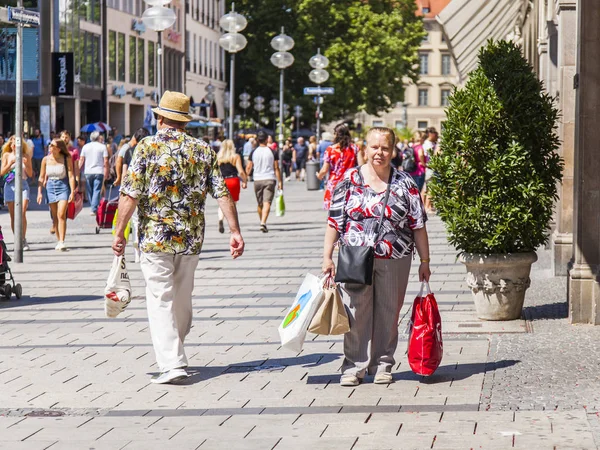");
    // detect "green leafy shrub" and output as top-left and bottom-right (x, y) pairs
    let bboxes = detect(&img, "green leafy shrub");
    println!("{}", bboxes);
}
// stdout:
(428, 40), (563, 254)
